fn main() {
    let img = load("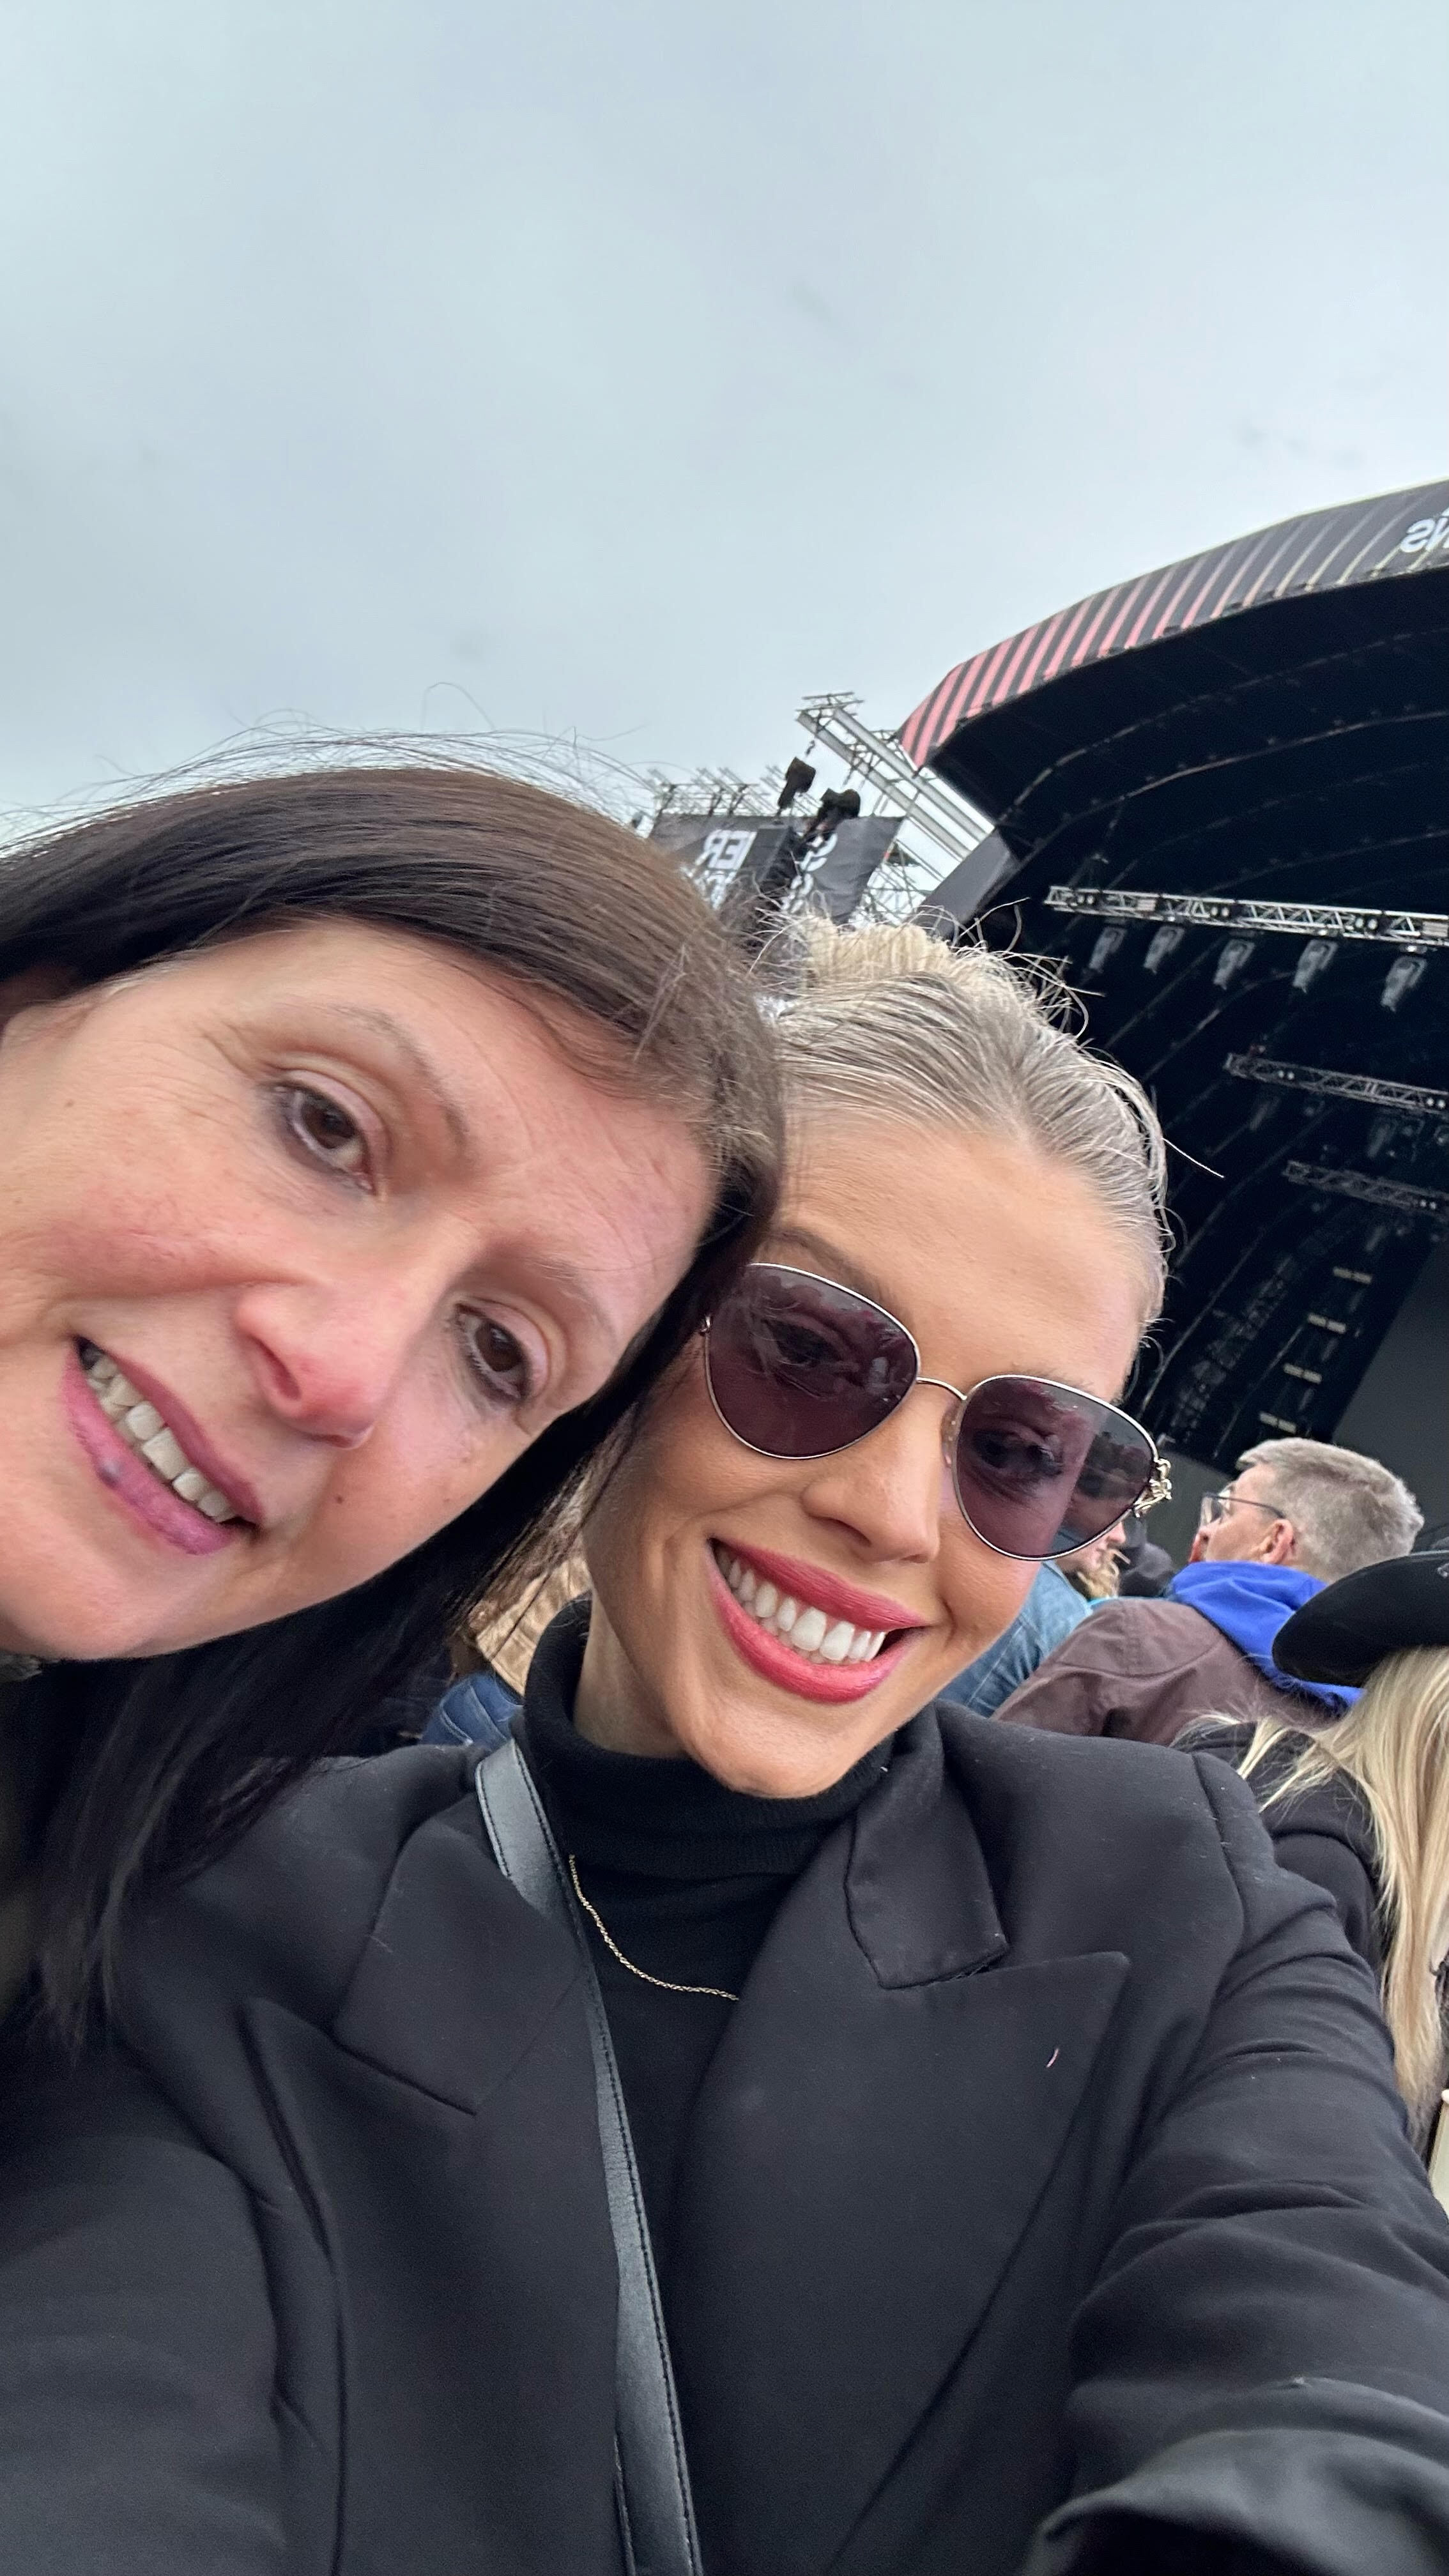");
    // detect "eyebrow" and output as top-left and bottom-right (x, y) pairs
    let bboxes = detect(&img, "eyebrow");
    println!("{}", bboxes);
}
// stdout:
(518, 1250), (615, 1349)
(769, 1225), (899, 1317)
(320, 1004), (472, 1156)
